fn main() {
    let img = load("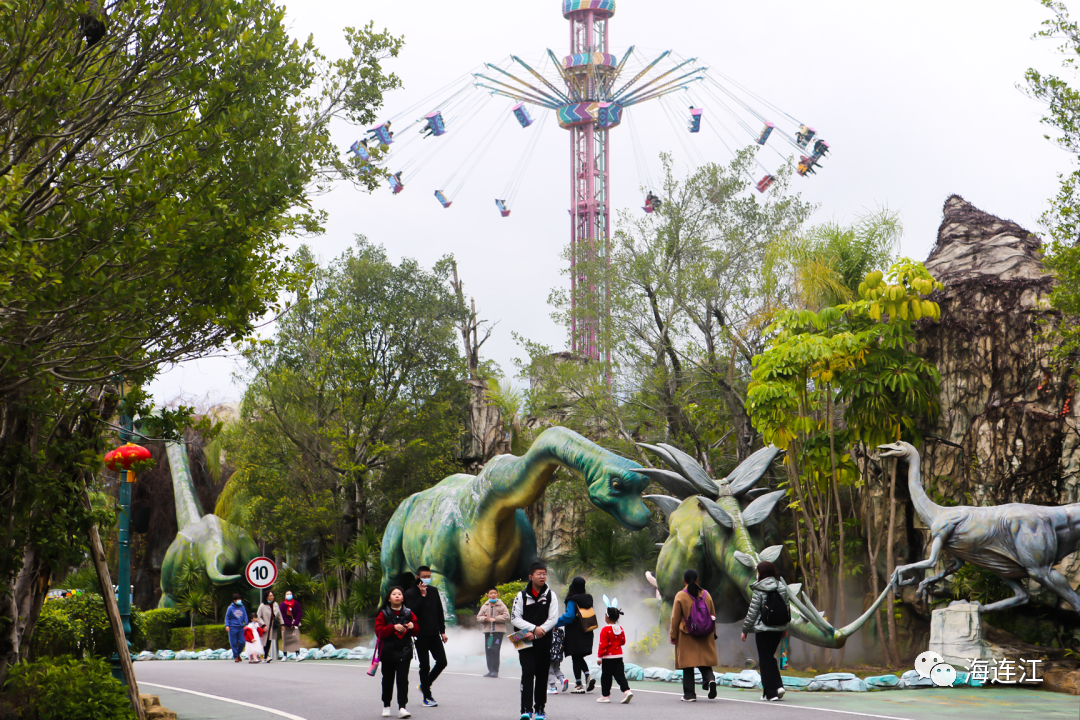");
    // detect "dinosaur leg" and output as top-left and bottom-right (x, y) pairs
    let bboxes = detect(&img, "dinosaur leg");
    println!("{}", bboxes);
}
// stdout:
(977, 577), (1030, 613)
(380, 502), (410, 600)
(1027, 566), (1080, 613)
(513, 509), (538, 581)
(429, 570), (458, 628)
(917, 557), (963, 603)
(891, 535), (944, 588)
